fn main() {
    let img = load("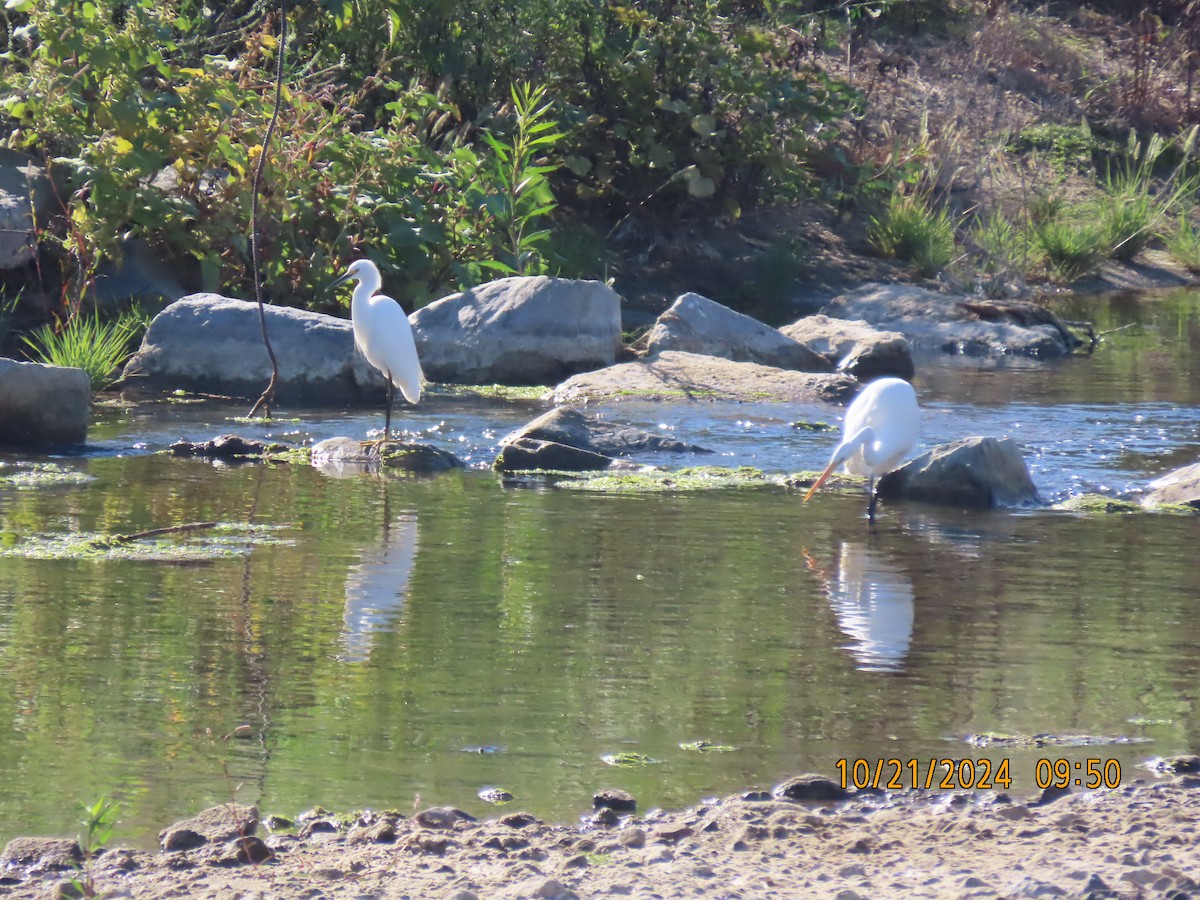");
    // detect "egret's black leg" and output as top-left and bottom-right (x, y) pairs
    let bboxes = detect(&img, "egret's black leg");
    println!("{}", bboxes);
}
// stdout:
(867, 477), (878, 522)
(384, 376), (394, 441)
